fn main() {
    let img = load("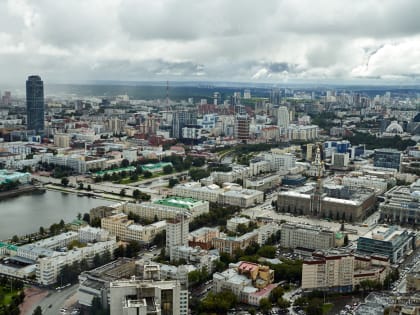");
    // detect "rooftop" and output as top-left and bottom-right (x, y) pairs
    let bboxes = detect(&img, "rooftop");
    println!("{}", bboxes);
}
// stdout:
(153, 197), (205, 209)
